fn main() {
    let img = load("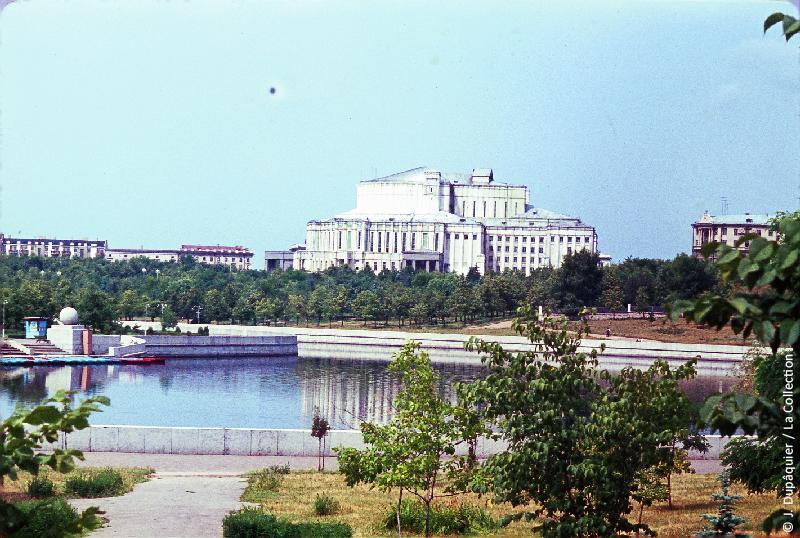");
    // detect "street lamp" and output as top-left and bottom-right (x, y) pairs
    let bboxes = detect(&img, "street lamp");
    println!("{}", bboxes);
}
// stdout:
(155, 269), (161, 278)
(2, 300), (7, 341)
(194, 305), (203, 324)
